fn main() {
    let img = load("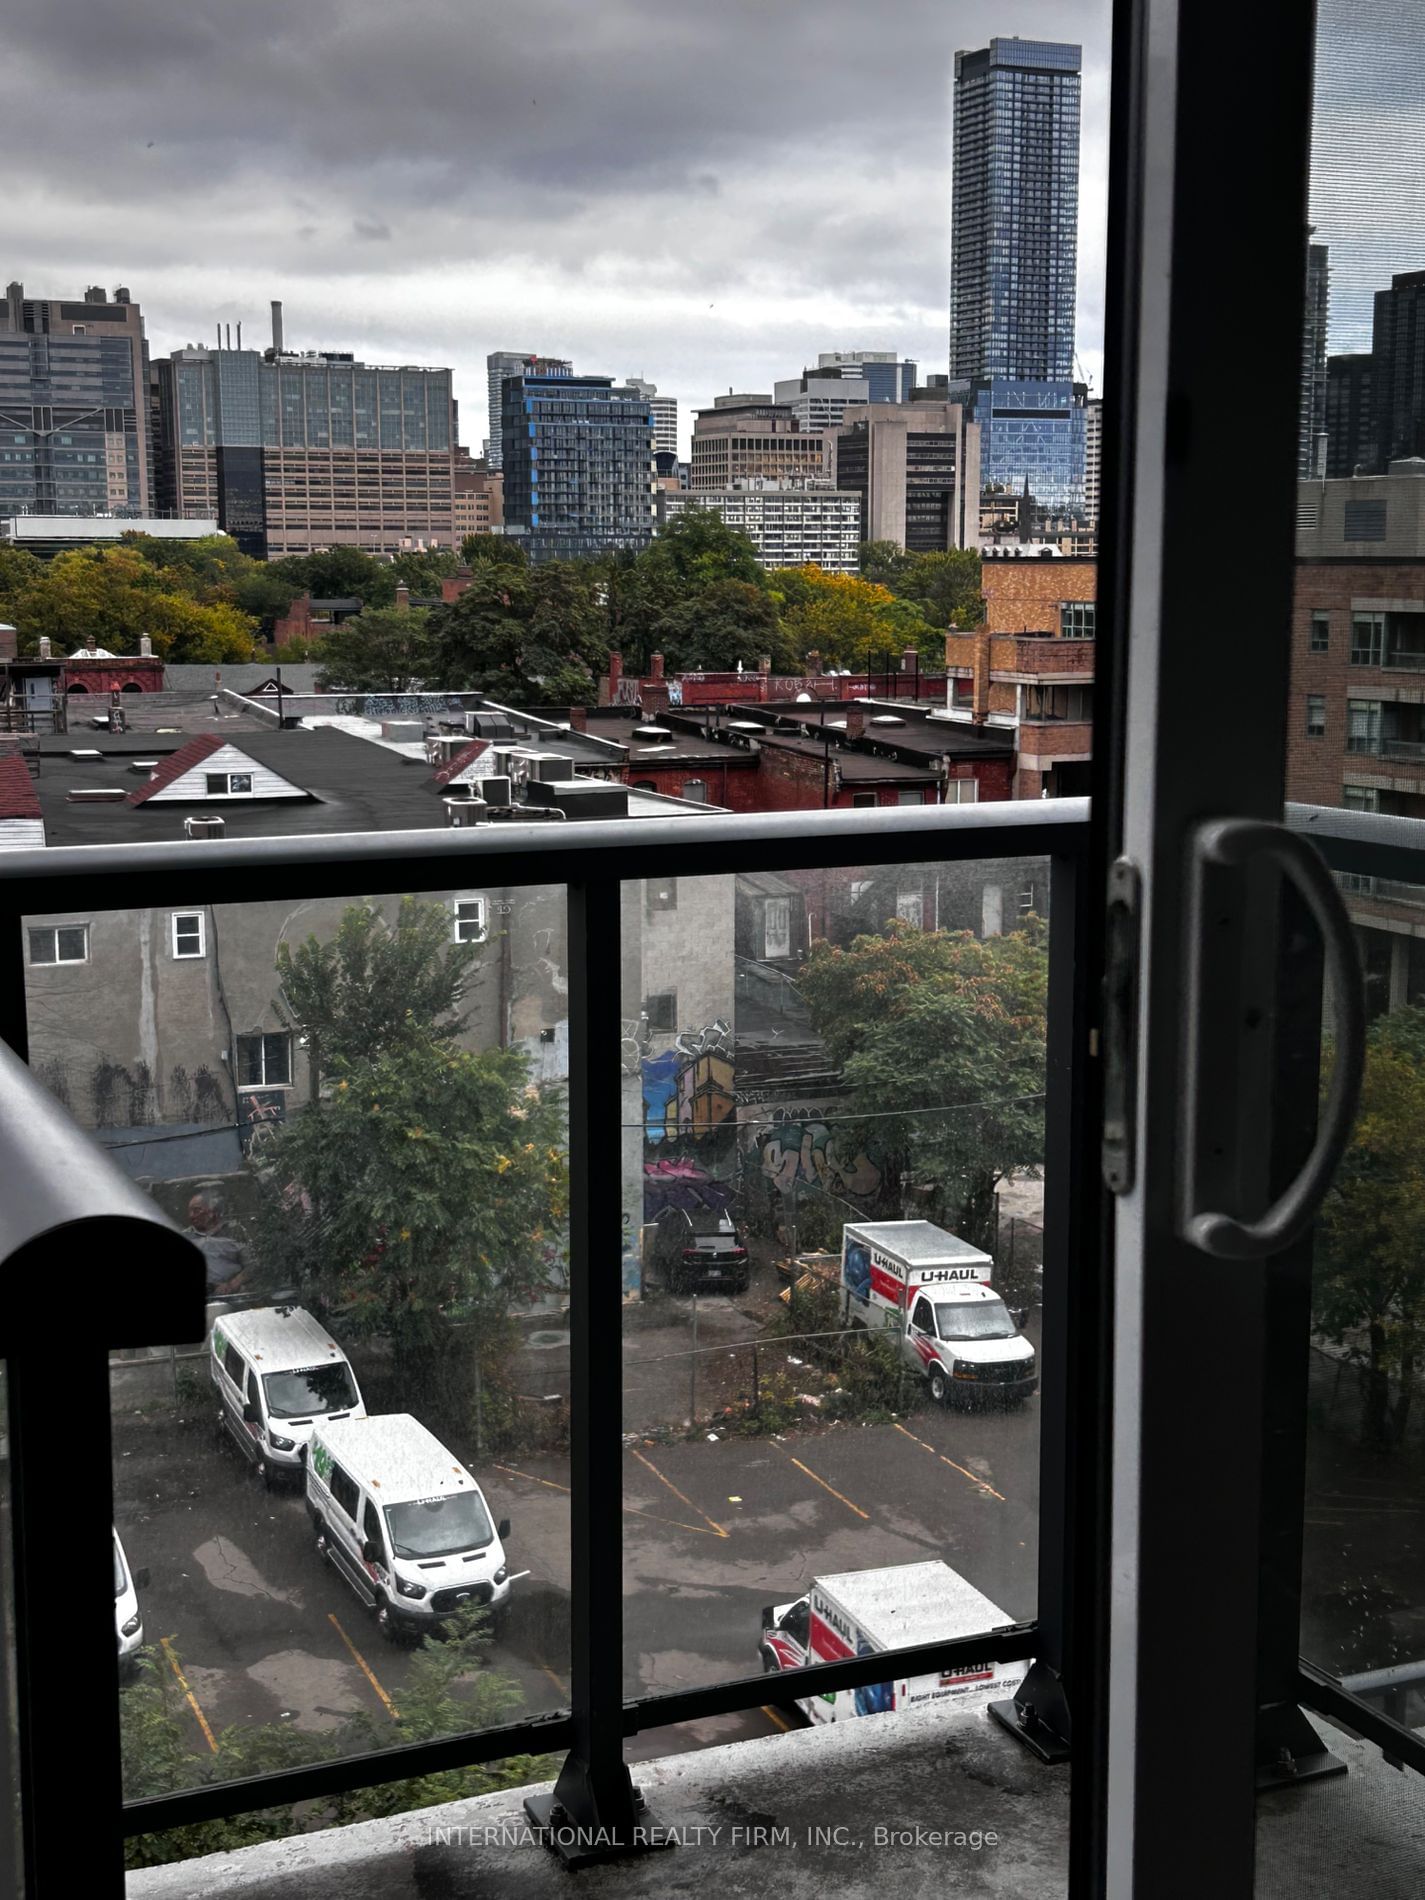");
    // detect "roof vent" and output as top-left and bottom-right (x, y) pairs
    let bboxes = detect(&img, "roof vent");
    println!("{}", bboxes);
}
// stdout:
(184, 814), (226, 839)
(870, 715), (906, 727)
(633, 725), (670, 740)
(68, 748), (103, 761)
(126, 758), (160, 775)
(66, 787), (127, 803)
